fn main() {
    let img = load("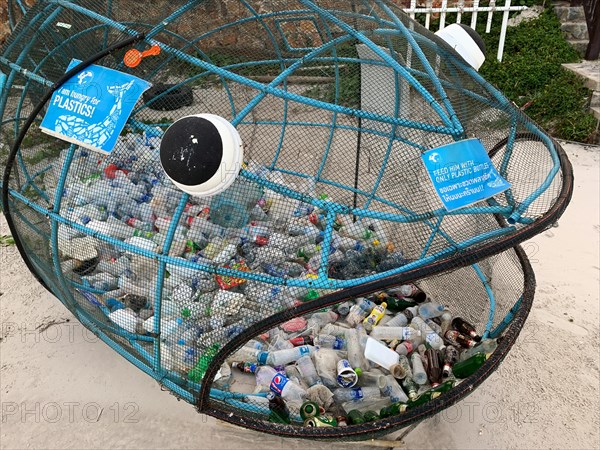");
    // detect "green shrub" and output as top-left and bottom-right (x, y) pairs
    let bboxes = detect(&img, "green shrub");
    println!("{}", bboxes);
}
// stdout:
(479, 8), (597, 142)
